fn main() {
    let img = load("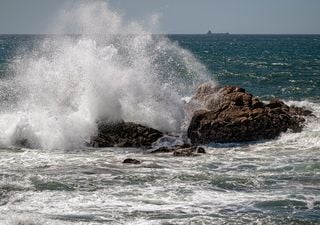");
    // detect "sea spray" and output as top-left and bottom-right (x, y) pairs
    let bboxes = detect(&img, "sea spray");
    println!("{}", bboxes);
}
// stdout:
(0, 1), (212, 149)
